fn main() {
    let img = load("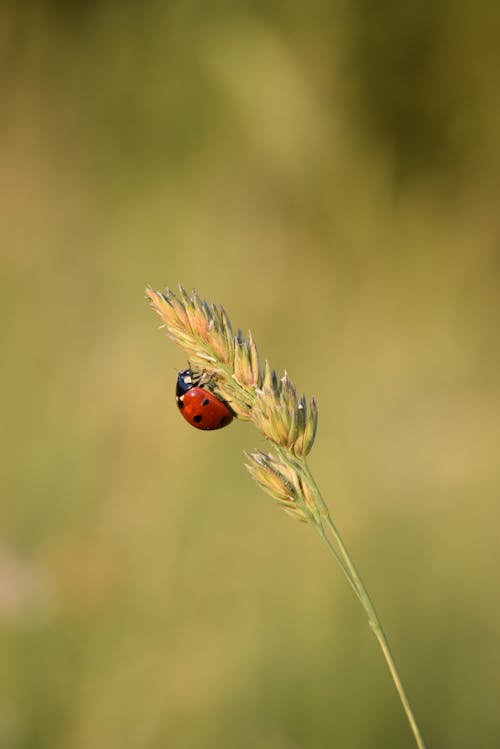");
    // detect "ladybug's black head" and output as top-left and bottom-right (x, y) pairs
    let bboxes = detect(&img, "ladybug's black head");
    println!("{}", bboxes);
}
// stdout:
(176, 368), (199, 397)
